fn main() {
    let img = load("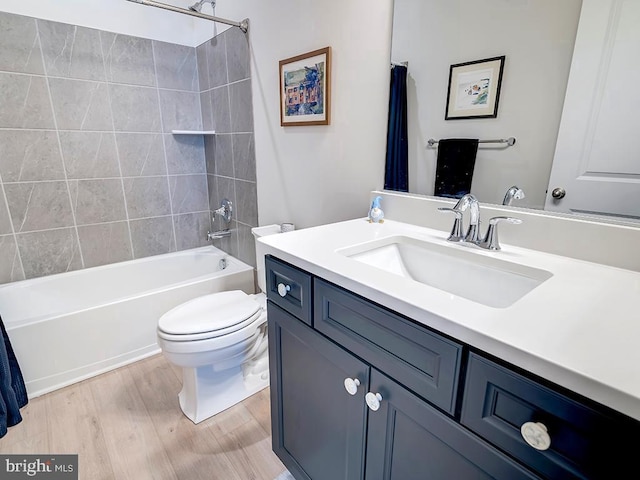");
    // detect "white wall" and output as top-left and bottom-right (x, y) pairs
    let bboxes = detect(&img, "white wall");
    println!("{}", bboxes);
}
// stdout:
(0, 0), (200, 45)
(392, 0), (582, 209)
(207, 1), (394, 229)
